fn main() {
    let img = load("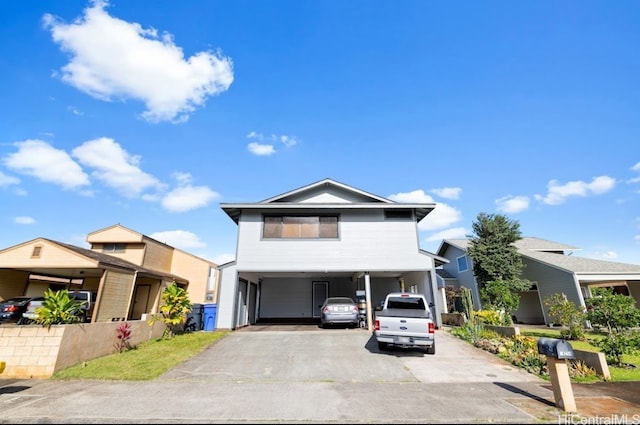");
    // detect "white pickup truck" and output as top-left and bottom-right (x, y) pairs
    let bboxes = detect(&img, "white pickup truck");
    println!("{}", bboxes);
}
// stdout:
(373, 292), (435, 354)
